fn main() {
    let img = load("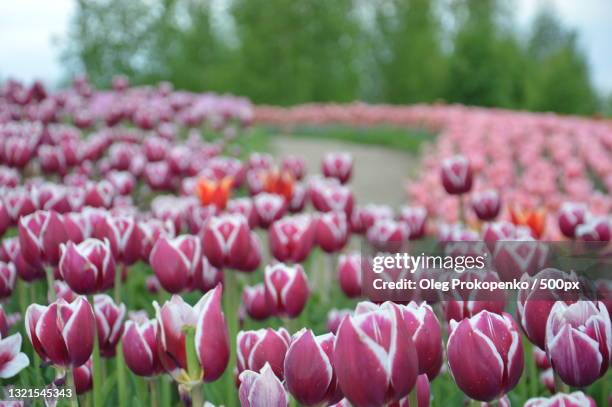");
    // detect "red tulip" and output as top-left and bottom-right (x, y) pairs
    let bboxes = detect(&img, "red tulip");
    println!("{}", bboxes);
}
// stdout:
(195, 176), (233, 210)
(557, 202), (588, 238)
(122, 317), (162, 376)
(545, 301), (610, 387)
(239, 363), (288, 407)
(0, 262), (16, 299)
(58, 238), (116, 295)
(201, 214), (250, 269)
(471, 190), (501, 221)
(316, 211), (349, 253)
(399, 206), (427, 240)
(150, 235), (202, 294)
(509, 205), (546, 239)
(73, 358), (93, 395)
(269, 214), (315, 263)
(399, 302), (443, 380)
(334, 301), (418, 407)
(253, 193), (286, 229)
(575, 216), (611, 242)
(440, 155), (472, 195)
(237, 328), (290, 380)
(242, 284), (273, 321)
(154, 285), (229, 384)
(447, 311), (524, 402)
(0, 333), (29, 379)
(322, 152), (353, 184)
(18, 210), (69, 266)
(93, 294), (126, 358)
(25, 296), (95, 367)
(264, 263), (309, 318)
(337, 252), (362, 298)
(524, 392), (596, 407)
